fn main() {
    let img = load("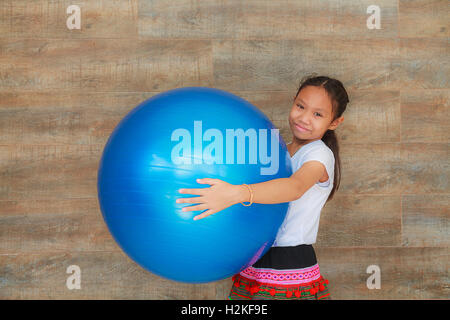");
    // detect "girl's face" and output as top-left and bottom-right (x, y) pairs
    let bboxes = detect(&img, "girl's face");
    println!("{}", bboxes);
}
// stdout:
(289, 85), (343, 145)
